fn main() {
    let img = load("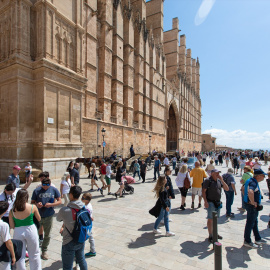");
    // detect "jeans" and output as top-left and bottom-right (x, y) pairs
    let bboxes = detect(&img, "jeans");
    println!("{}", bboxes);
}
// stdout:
(225, 190), (234, 215)
(172, 161), (176, 170)
(133, 171), (141, 180)
(241, 192), (246, 209)
(244, 204), (261, 243)
(154, 167), (160, 180)
(62, 240), (87, 270)
(154, 207), (169, 232)
(40, 215), (53, 252)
